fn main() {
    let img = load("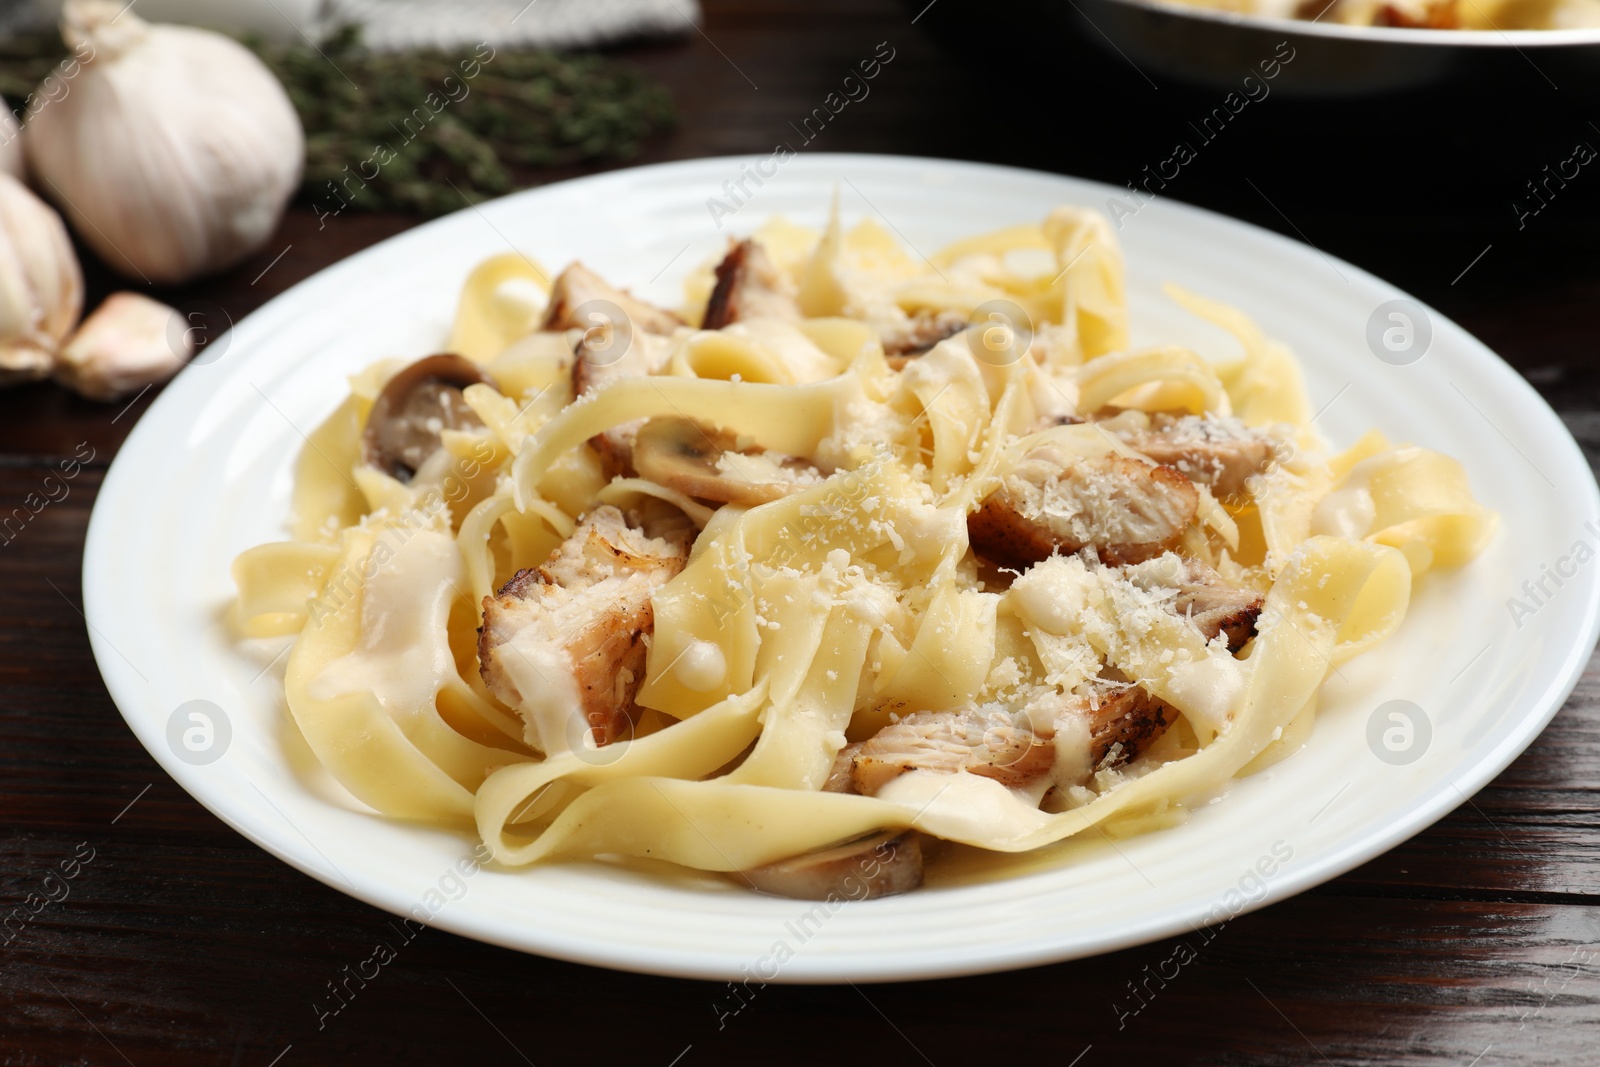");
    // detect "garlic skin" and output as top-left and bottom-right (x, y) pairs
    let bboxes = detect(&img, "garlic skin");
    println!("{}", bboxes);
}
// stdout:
(55, 292), (190, 402)
(0, 172), (83, 385)
(24, 1), (305, 285)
